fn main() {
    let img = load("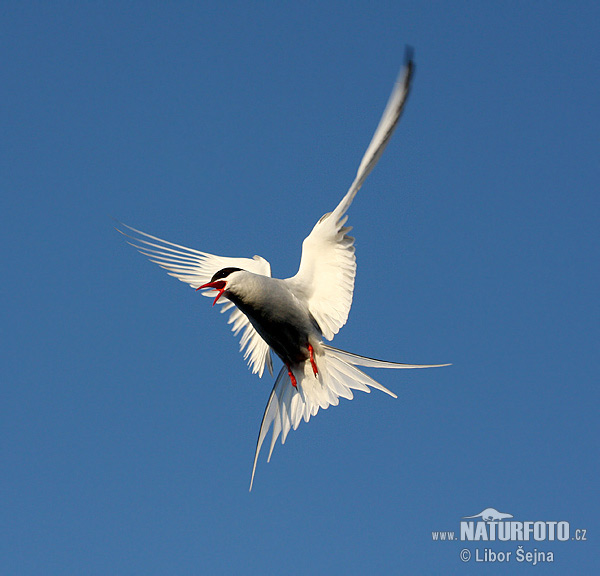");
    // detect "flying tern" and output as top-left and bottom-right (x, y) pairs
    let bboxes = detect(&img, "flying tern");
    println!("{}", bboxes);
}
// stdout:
(118, 47), (449, 489)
